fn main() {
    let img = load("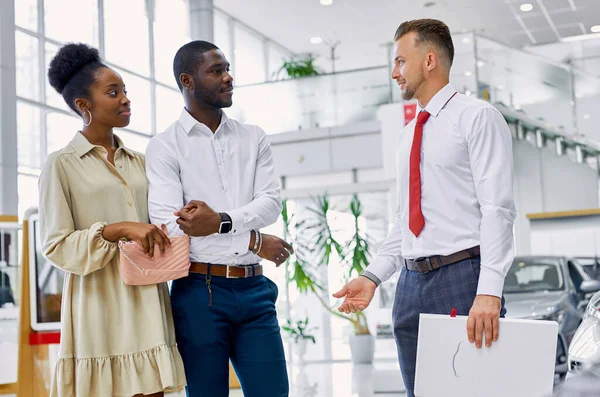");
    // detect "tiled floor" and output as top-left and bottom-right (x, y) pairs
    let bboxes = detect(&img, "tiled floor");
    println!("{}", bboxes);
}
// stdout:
(227, 361), (405, 397)
(165, 360), (405, 397)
